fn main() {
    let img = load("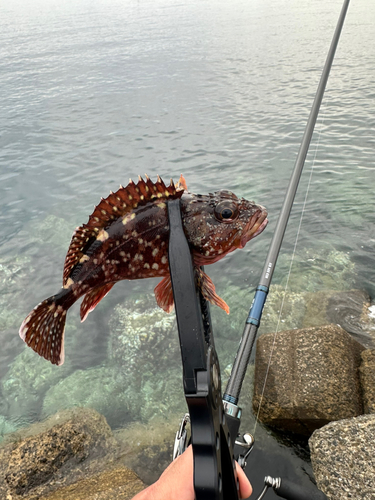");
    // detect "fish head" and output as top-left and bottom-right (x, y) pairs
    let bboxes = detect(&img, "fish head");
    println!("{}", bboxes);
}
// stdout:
(181, 189), (268, 265)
